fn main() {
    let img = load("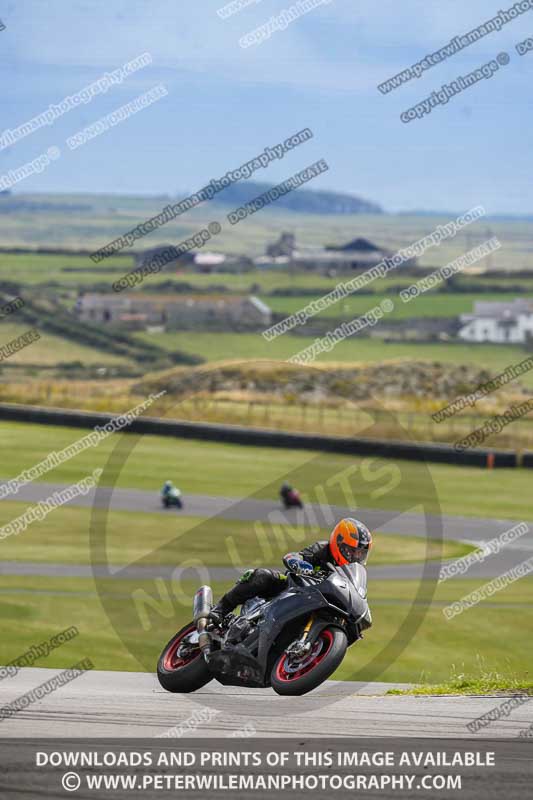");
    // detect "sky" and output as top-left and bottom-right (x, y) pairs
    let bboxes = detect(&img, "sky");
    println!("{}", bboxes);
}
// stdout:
(0, 0), (531, 213)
